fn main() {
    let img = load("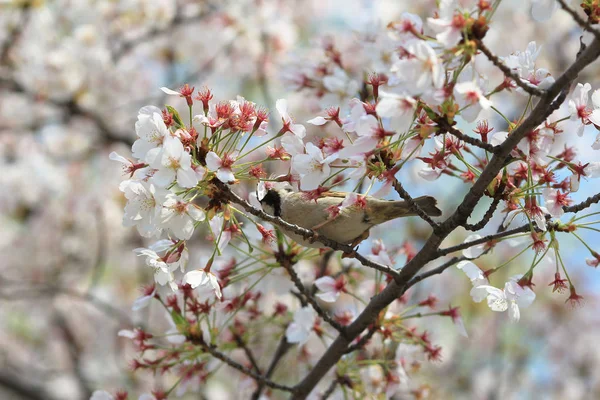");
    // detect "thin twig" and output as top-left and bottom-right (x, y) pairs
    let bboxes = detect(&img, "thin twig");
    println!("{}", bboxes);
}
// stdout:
(201, 343), (294, 392)
(233, 333), (262, 374)
(343, 325), (379, 354)
(463, 180), (506, 231)
(215, 181), (401, 280)
(321, 379), (339, 400)
(251, 333), (292, 400)
(437, 223), (531, 257)
(475, 39), (545, 96)
(563, 192), (600, 213)
(277, 251), (346, 334)
(435, 116), (497, 153)
(556, 0), (600, 41)
(392, 180), (440, 231)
